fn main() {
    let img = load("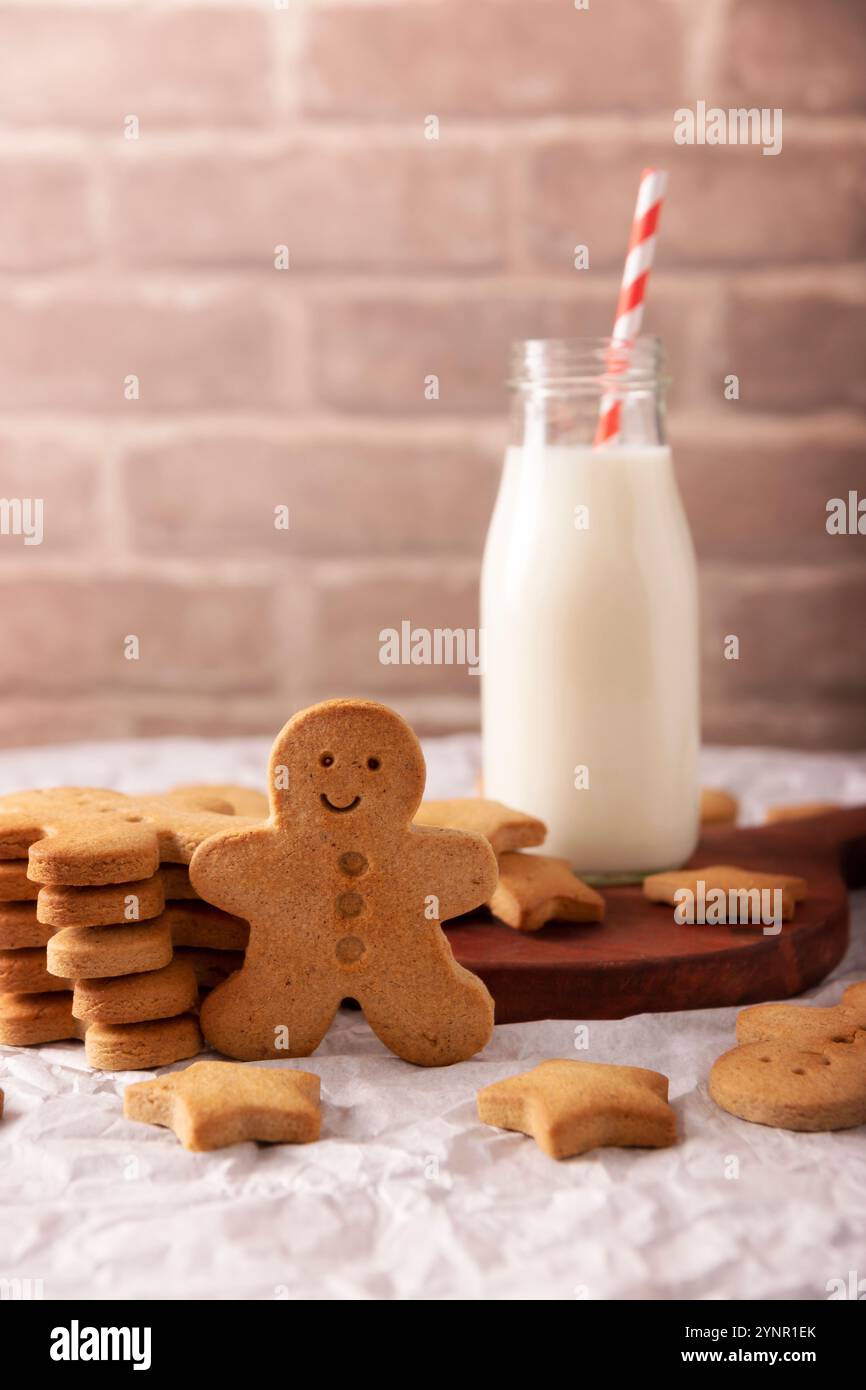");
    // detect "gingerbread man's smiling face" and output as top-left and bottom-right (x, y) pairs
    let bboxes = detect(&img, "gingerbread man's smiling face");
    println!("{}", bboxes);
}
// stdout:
(269, 699), (426, 831)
